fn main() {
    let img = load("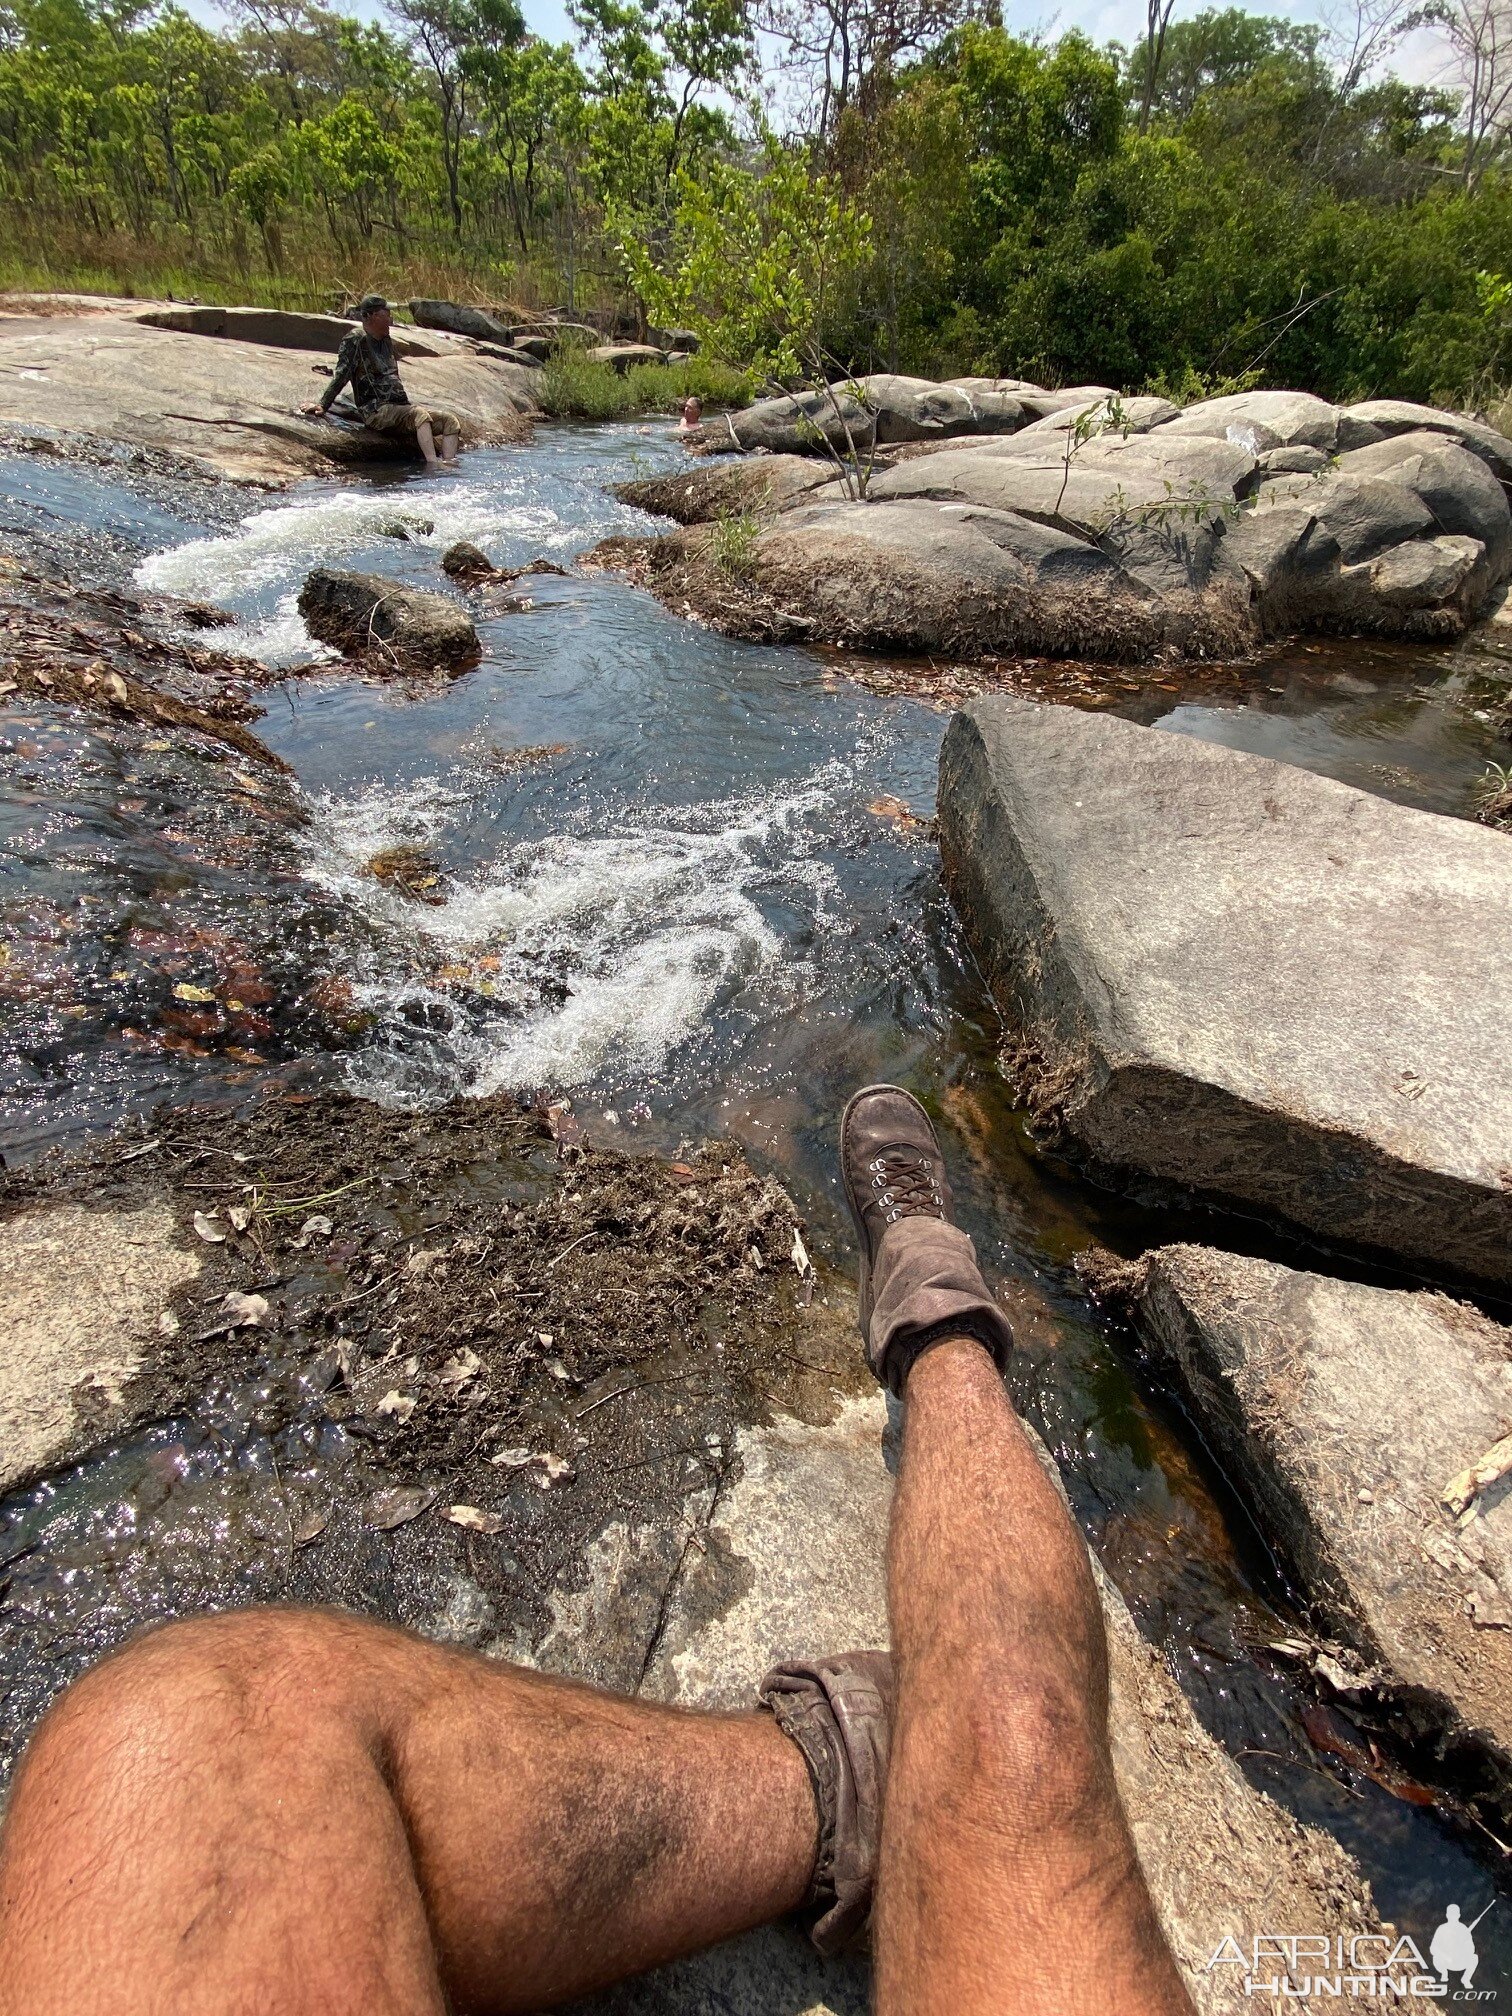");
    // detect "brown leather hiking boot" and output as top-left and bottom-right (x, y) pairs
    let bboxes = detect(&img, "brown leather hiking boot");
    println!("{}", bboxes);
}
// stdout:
(840, 1083), (1014, 1395)
(760, 1651), (893, 1956)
